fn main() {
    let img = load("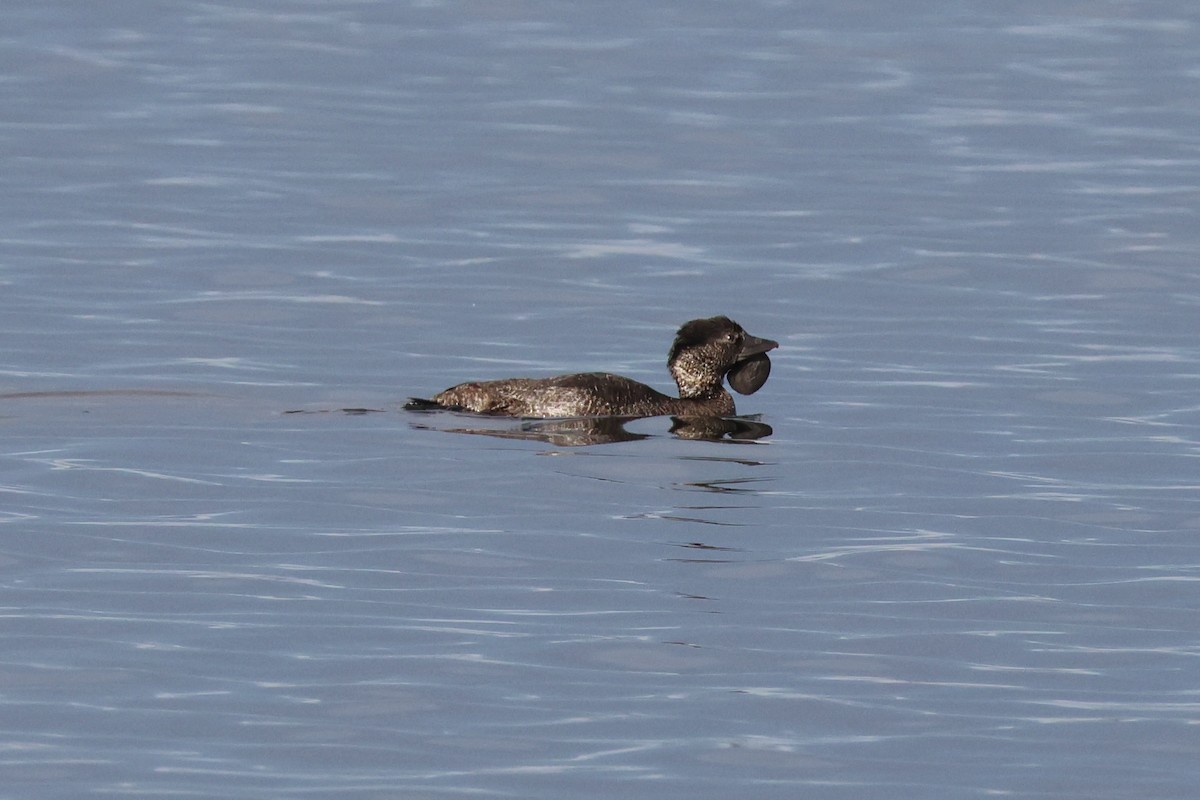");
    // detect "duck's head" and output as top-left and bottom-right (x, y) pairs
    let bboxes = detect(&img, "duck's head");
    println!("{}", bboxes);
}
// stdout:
(667, 316), (778, 398)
